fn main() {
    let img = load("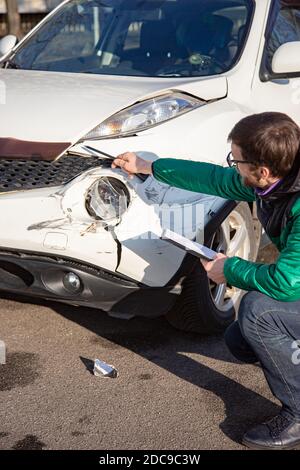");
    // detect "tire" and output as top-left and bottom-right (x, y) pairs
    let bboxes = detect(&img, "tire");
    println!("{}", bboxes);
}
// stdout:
(166, 202), (259, 334)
